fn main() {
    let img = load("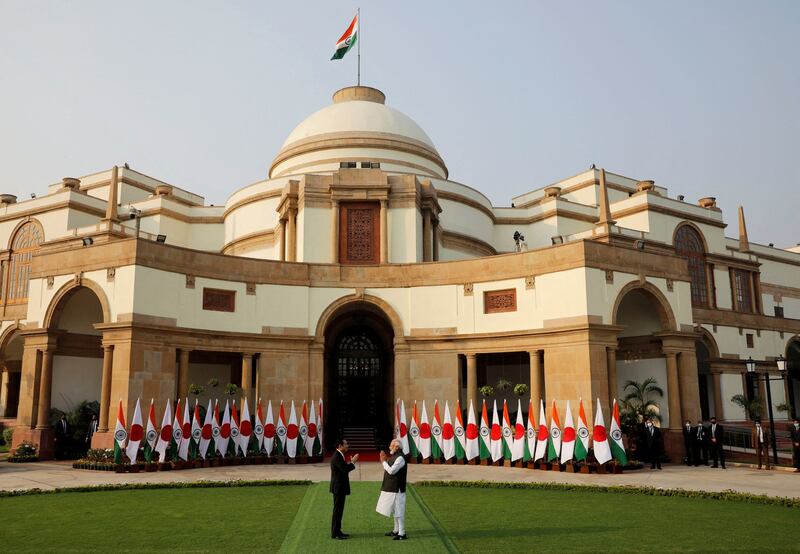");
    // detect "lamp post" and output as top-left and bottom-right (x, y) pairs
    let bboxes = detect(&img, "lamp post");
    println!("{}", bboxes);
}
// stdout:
(746, 356), (787, 465)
